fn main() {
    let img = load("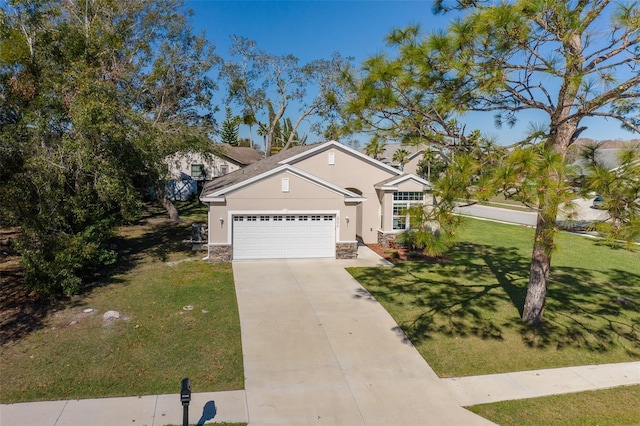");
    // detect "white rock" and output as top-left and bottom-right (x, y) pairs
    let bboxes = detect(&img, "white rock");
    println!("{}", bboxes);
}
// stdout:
(103, 310), (121, 321)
